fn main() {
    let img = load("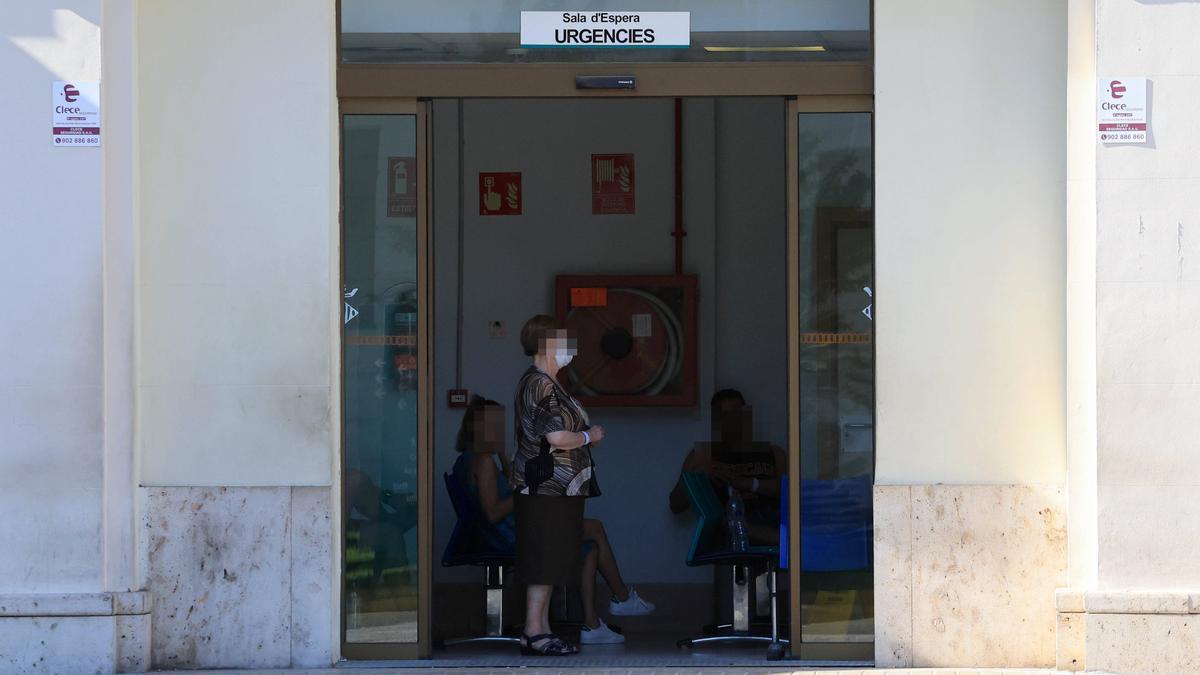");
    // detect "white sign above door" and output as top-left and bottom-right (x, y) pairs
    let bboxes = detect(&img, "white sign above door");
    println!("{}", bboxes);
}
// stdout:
(520, 11), (690, 48)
